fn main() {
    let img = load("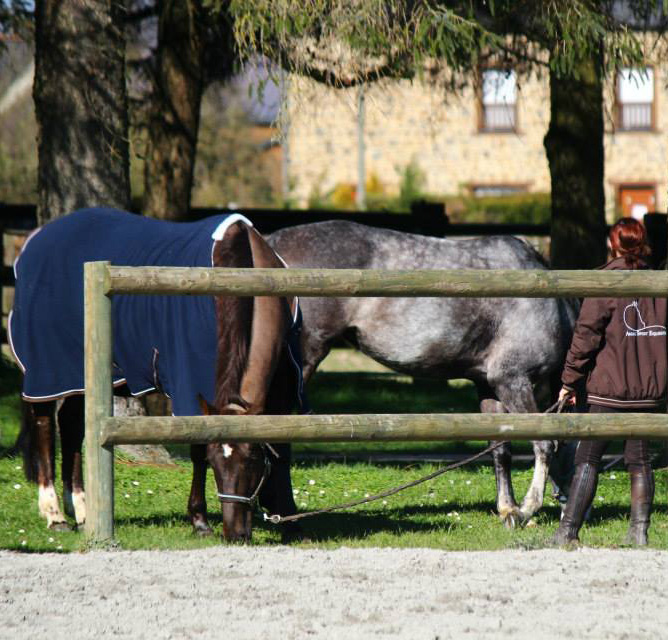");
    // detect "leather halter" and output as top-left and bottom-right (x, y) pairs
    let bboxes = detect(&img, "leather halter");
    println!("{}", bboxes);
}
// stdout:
(216, 444), (276, 508)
